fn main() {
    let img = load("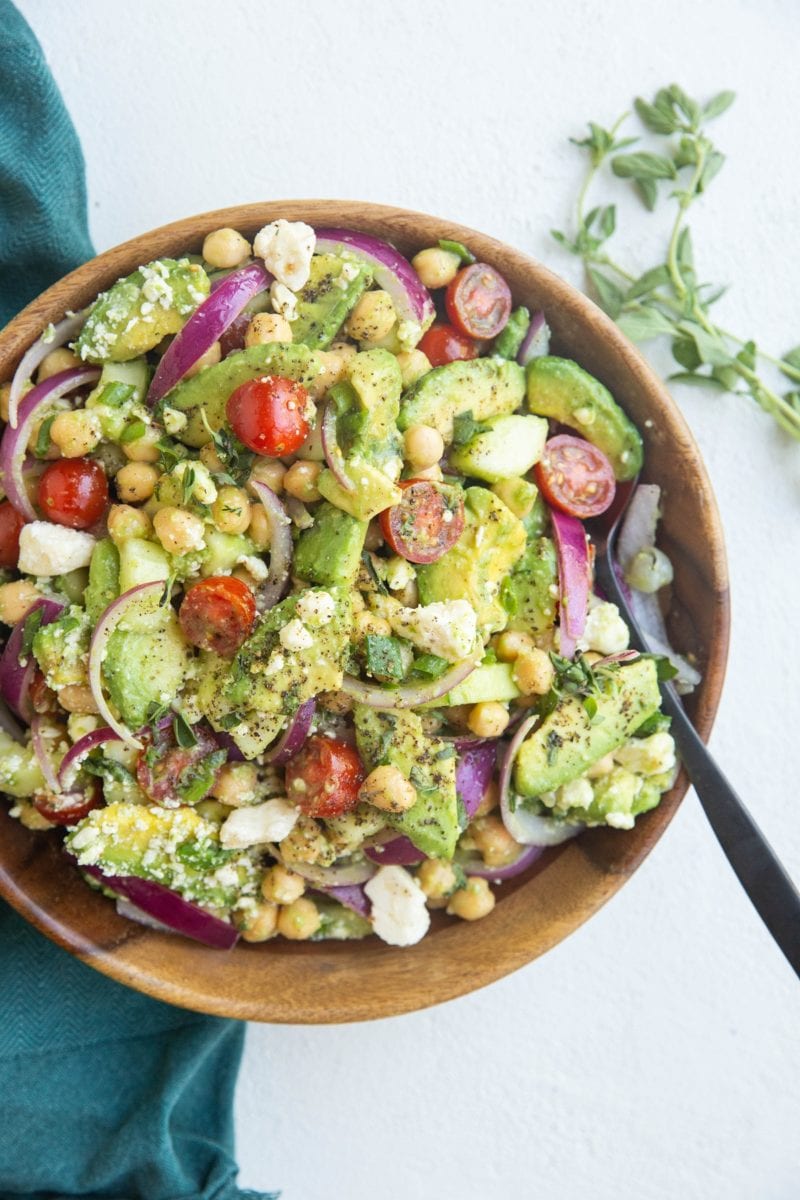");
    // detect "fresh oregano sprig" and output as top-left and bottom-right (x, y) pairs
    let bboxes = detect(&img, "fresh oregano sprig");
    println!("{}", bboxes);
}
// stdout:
(552, 84), (800, 441)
